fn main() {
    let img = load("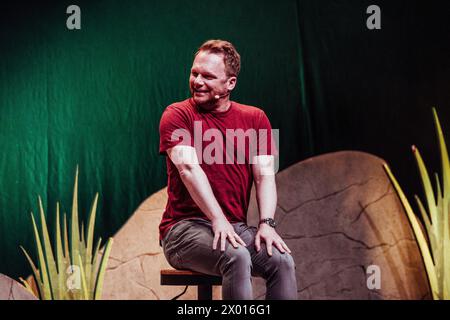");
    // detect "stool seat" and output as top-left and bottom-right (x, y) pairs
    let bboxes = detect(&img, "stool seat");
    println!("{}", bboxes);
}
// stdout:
(160, 269), (222, 300)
